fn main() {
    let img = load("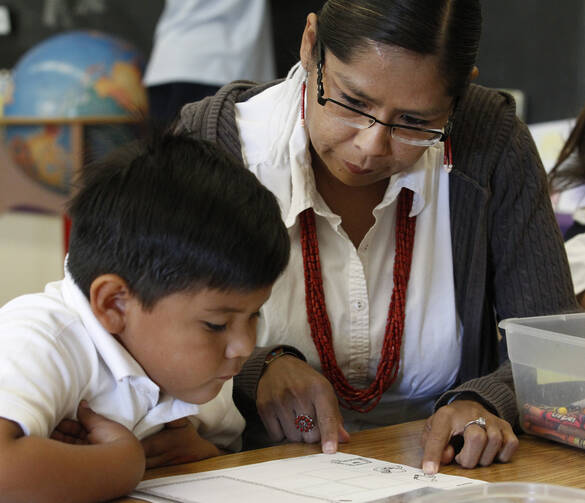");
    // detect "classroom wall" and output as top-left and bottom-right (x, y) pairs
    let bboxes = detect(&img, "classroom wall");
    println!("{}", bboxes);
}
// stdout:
(0, 212), (63, 305)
